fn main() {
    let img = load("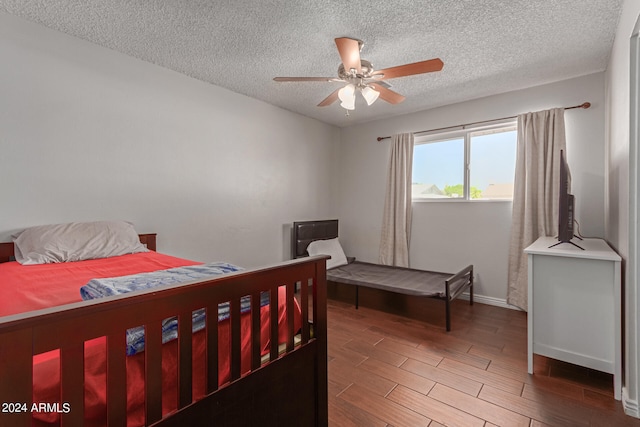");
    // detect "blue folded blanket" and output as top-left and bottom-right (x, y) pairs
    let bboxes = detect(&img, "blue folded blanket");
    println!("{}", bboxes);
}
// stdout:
(80, 262), (269, 355)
